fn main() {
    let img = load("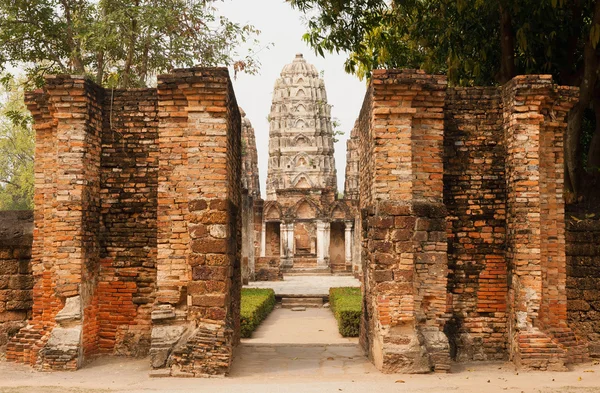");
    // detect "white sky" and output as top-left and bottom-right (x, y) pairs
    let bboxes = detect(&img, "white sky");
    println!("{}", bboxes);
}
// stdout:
(218, 0), (367, 196)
